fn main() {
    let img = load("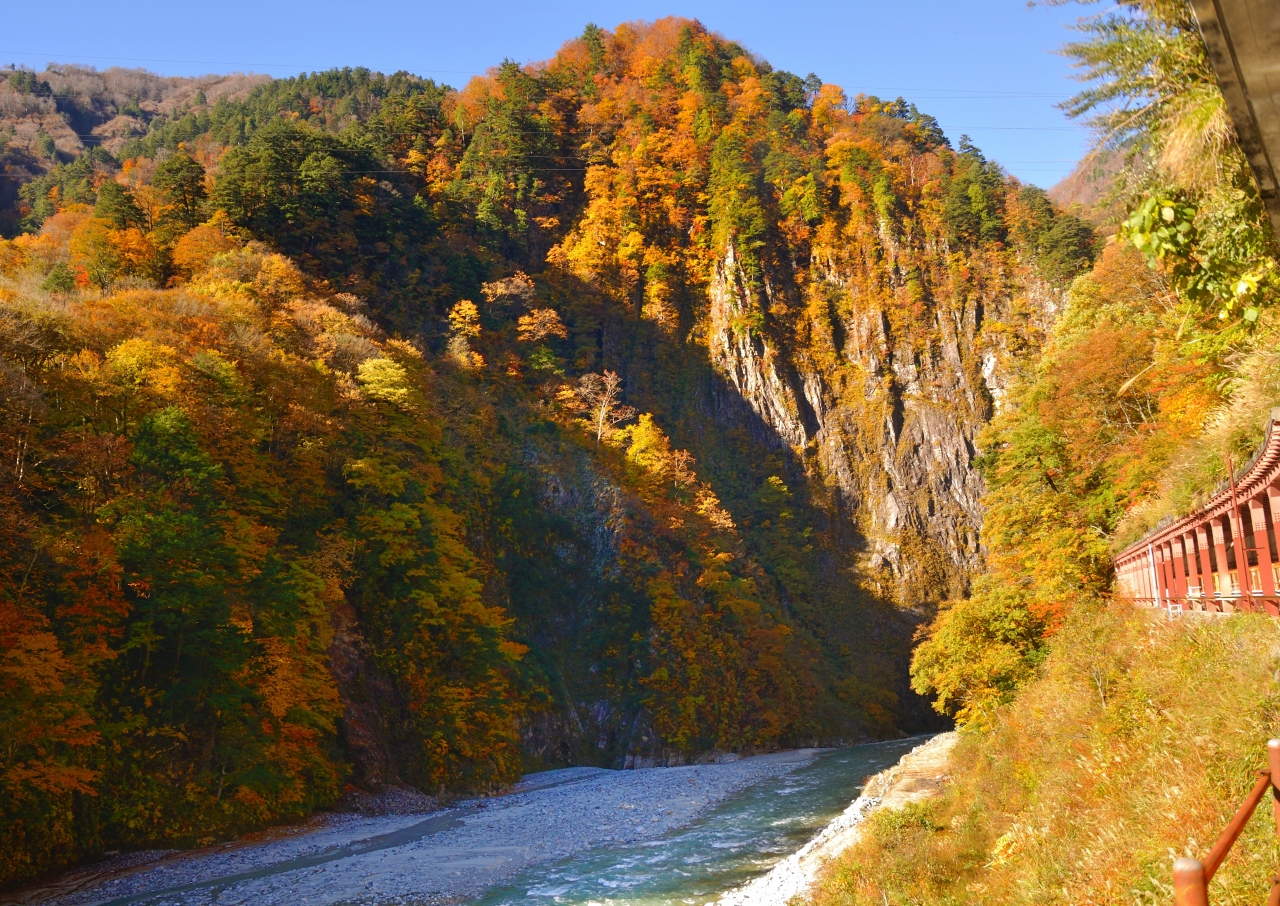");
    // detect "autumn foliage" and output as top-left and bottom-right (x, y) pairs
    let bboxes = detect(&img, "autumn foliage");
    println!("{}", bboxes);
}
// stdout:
(0, 230), (541, 880)
(0, 17), (1097, 887)
(909, 243), (1219, 725)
